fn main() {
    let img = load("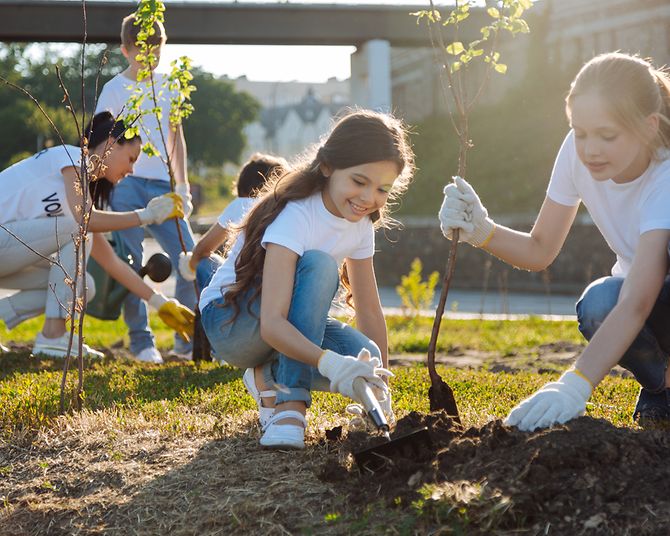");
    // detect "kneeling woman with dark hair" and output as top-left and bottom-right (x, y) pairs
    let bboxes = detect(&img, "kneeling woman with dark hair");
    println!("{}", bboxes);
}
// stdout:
(0, 111), (193, 361)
